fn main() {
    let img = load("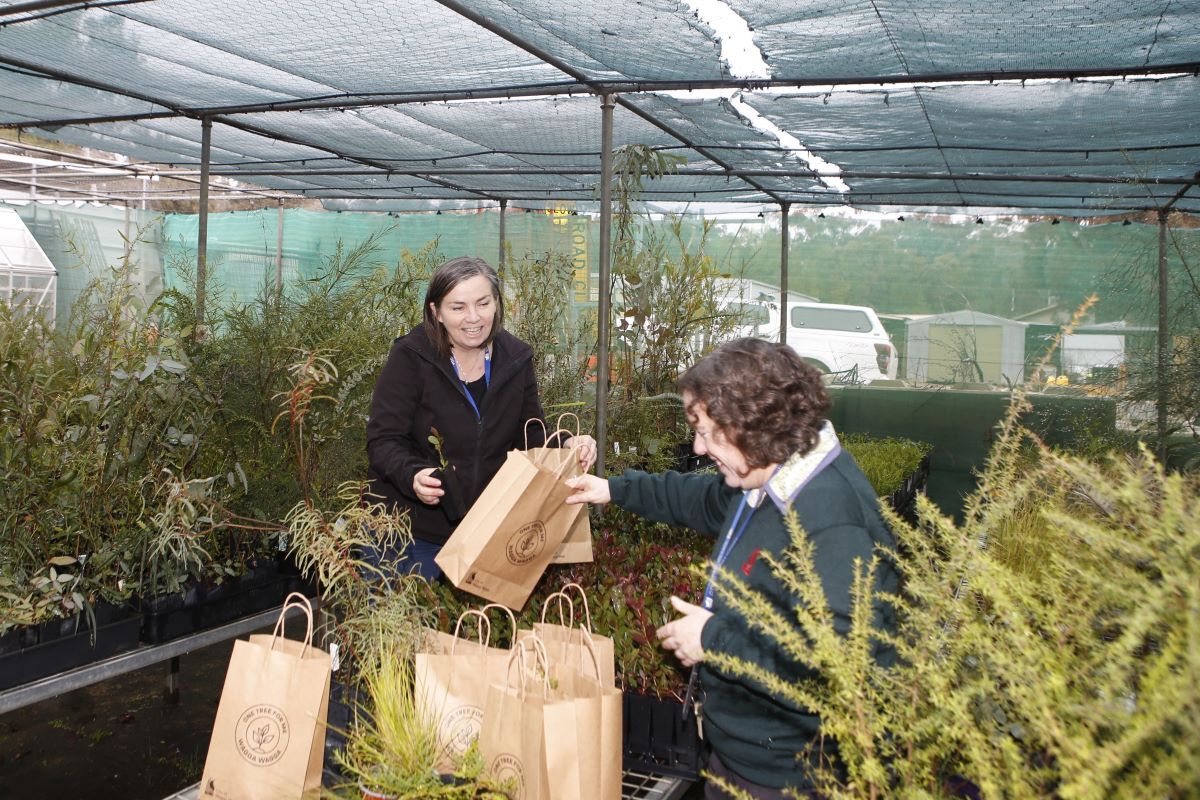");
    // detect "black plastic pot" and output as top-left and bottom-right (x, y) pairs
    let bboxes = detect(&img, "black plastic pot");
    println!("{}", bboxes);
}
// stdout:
(323, 679), (357, 785)
(0, 627), (20, 657)
(139, 564), (294, 645)
(0, 601), (142, 691)
(434, 466), (468, 523)
(137, 580), (205, 644)
(278, 552), (318, 597)
(622, 691), (708, 780)
(886, 452), (931, 523)
(673, 442), (713, 473)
